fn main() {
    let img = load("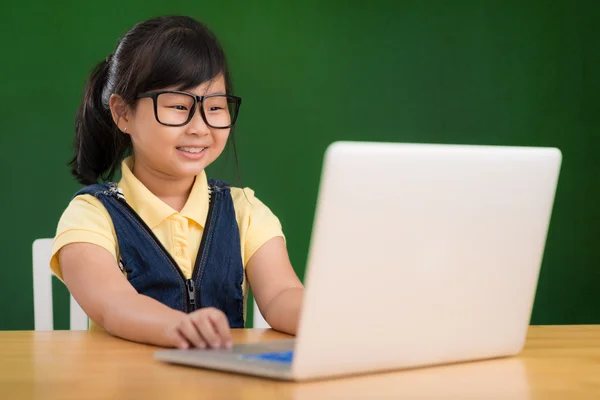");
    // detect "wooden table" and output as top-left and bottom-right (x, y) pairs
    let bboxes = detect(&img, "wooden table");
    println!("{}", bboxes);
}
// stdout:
(1, 326), (599, 399)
